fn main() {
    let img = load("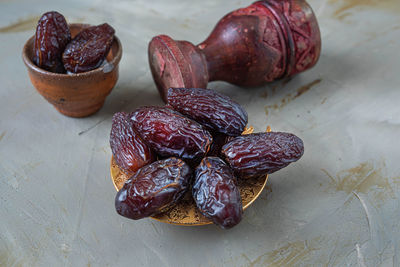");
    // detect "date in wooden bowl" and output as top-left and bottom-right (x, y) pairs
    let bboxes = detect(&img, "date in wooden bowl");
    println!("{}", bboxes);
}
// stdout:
(110, 126), (269, 226)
